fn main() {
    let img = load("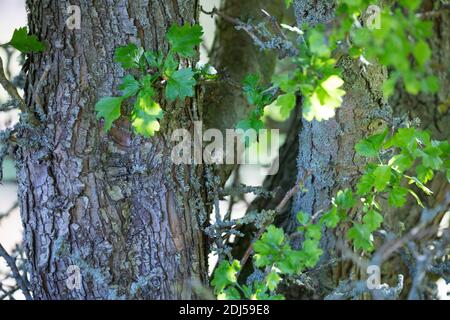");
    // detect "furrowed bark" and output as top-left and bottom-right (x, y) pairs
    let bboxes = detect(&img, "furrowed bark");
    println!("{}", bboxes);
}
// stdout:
(287, 0), (390, 298)
(17, 0), (209, 300)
